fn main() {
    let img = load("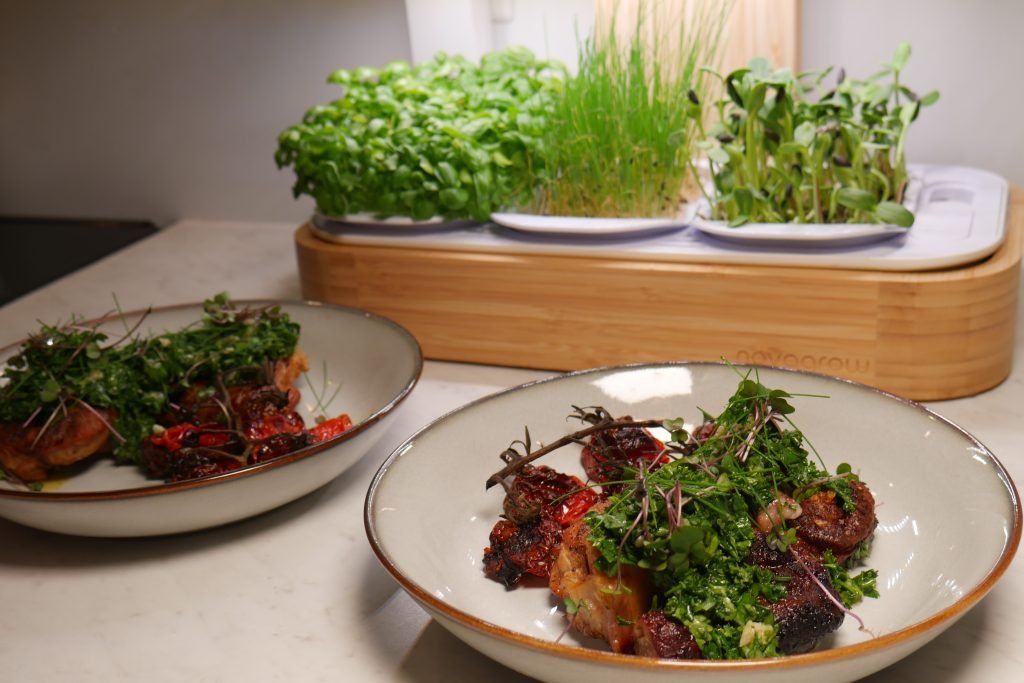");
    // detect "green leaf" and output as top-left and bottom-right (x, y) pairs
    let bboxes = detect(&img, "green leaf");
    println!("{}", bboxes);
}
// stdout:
(748, 57), (772, 78)
(767, 388), (795, 414)
(775, 142), (805, 157)
(836, 187), (878, 212)
(439, 187), (469, 210)
(747, 82), (768, 114)
(734, 187), (754, 216)
(706, 147), (730, 165)
(40, 379), (61, 403)
(919, 90), (940, 107)
(875, 201), (915, 227)
(411, 198), (438, 220)
(473, 170), (493, 201)
(890, 42), (912, 72)
(726, 73), (747, 109)
(670, 525), (704, 553)
(794, 121), (816, 147)
(436, 161), (459, 187)
(662, 417), (689, 443)
(326, 69), (352, 85)
(899, 101), (920, 127)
